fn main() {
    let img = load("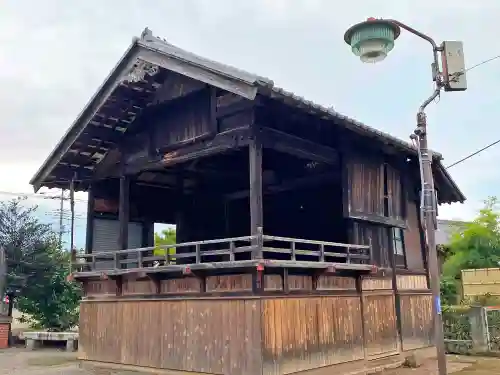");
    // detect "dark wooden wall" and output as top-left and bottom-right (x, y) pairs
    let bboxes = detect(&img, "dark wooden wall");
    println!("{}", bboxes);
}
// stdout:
(343, 152), (425, 271)
(84, 81), (426, 272)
